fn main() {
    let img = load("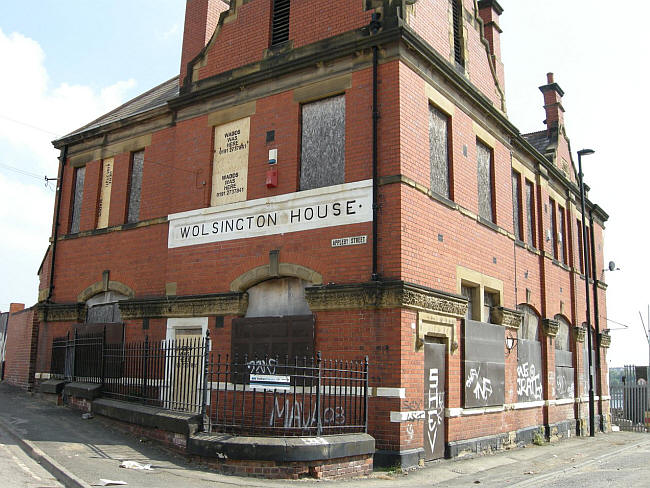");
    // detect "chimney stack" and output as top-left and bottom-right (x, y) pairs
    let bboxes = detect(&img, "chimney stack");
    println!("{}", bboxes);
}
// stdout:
(180, 0), (229, 84)
(539, 72), (565, 131)
(478, 1), (504, 61)
(9, 303), (25, 314)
